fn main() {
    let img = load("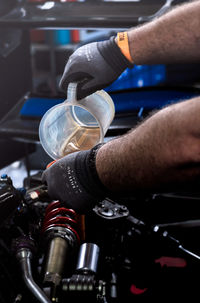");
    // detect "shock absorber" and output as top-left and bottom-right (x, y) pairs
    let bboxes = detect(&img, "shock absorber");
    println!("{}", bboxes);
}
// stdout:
(41, 200), (80, 288)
